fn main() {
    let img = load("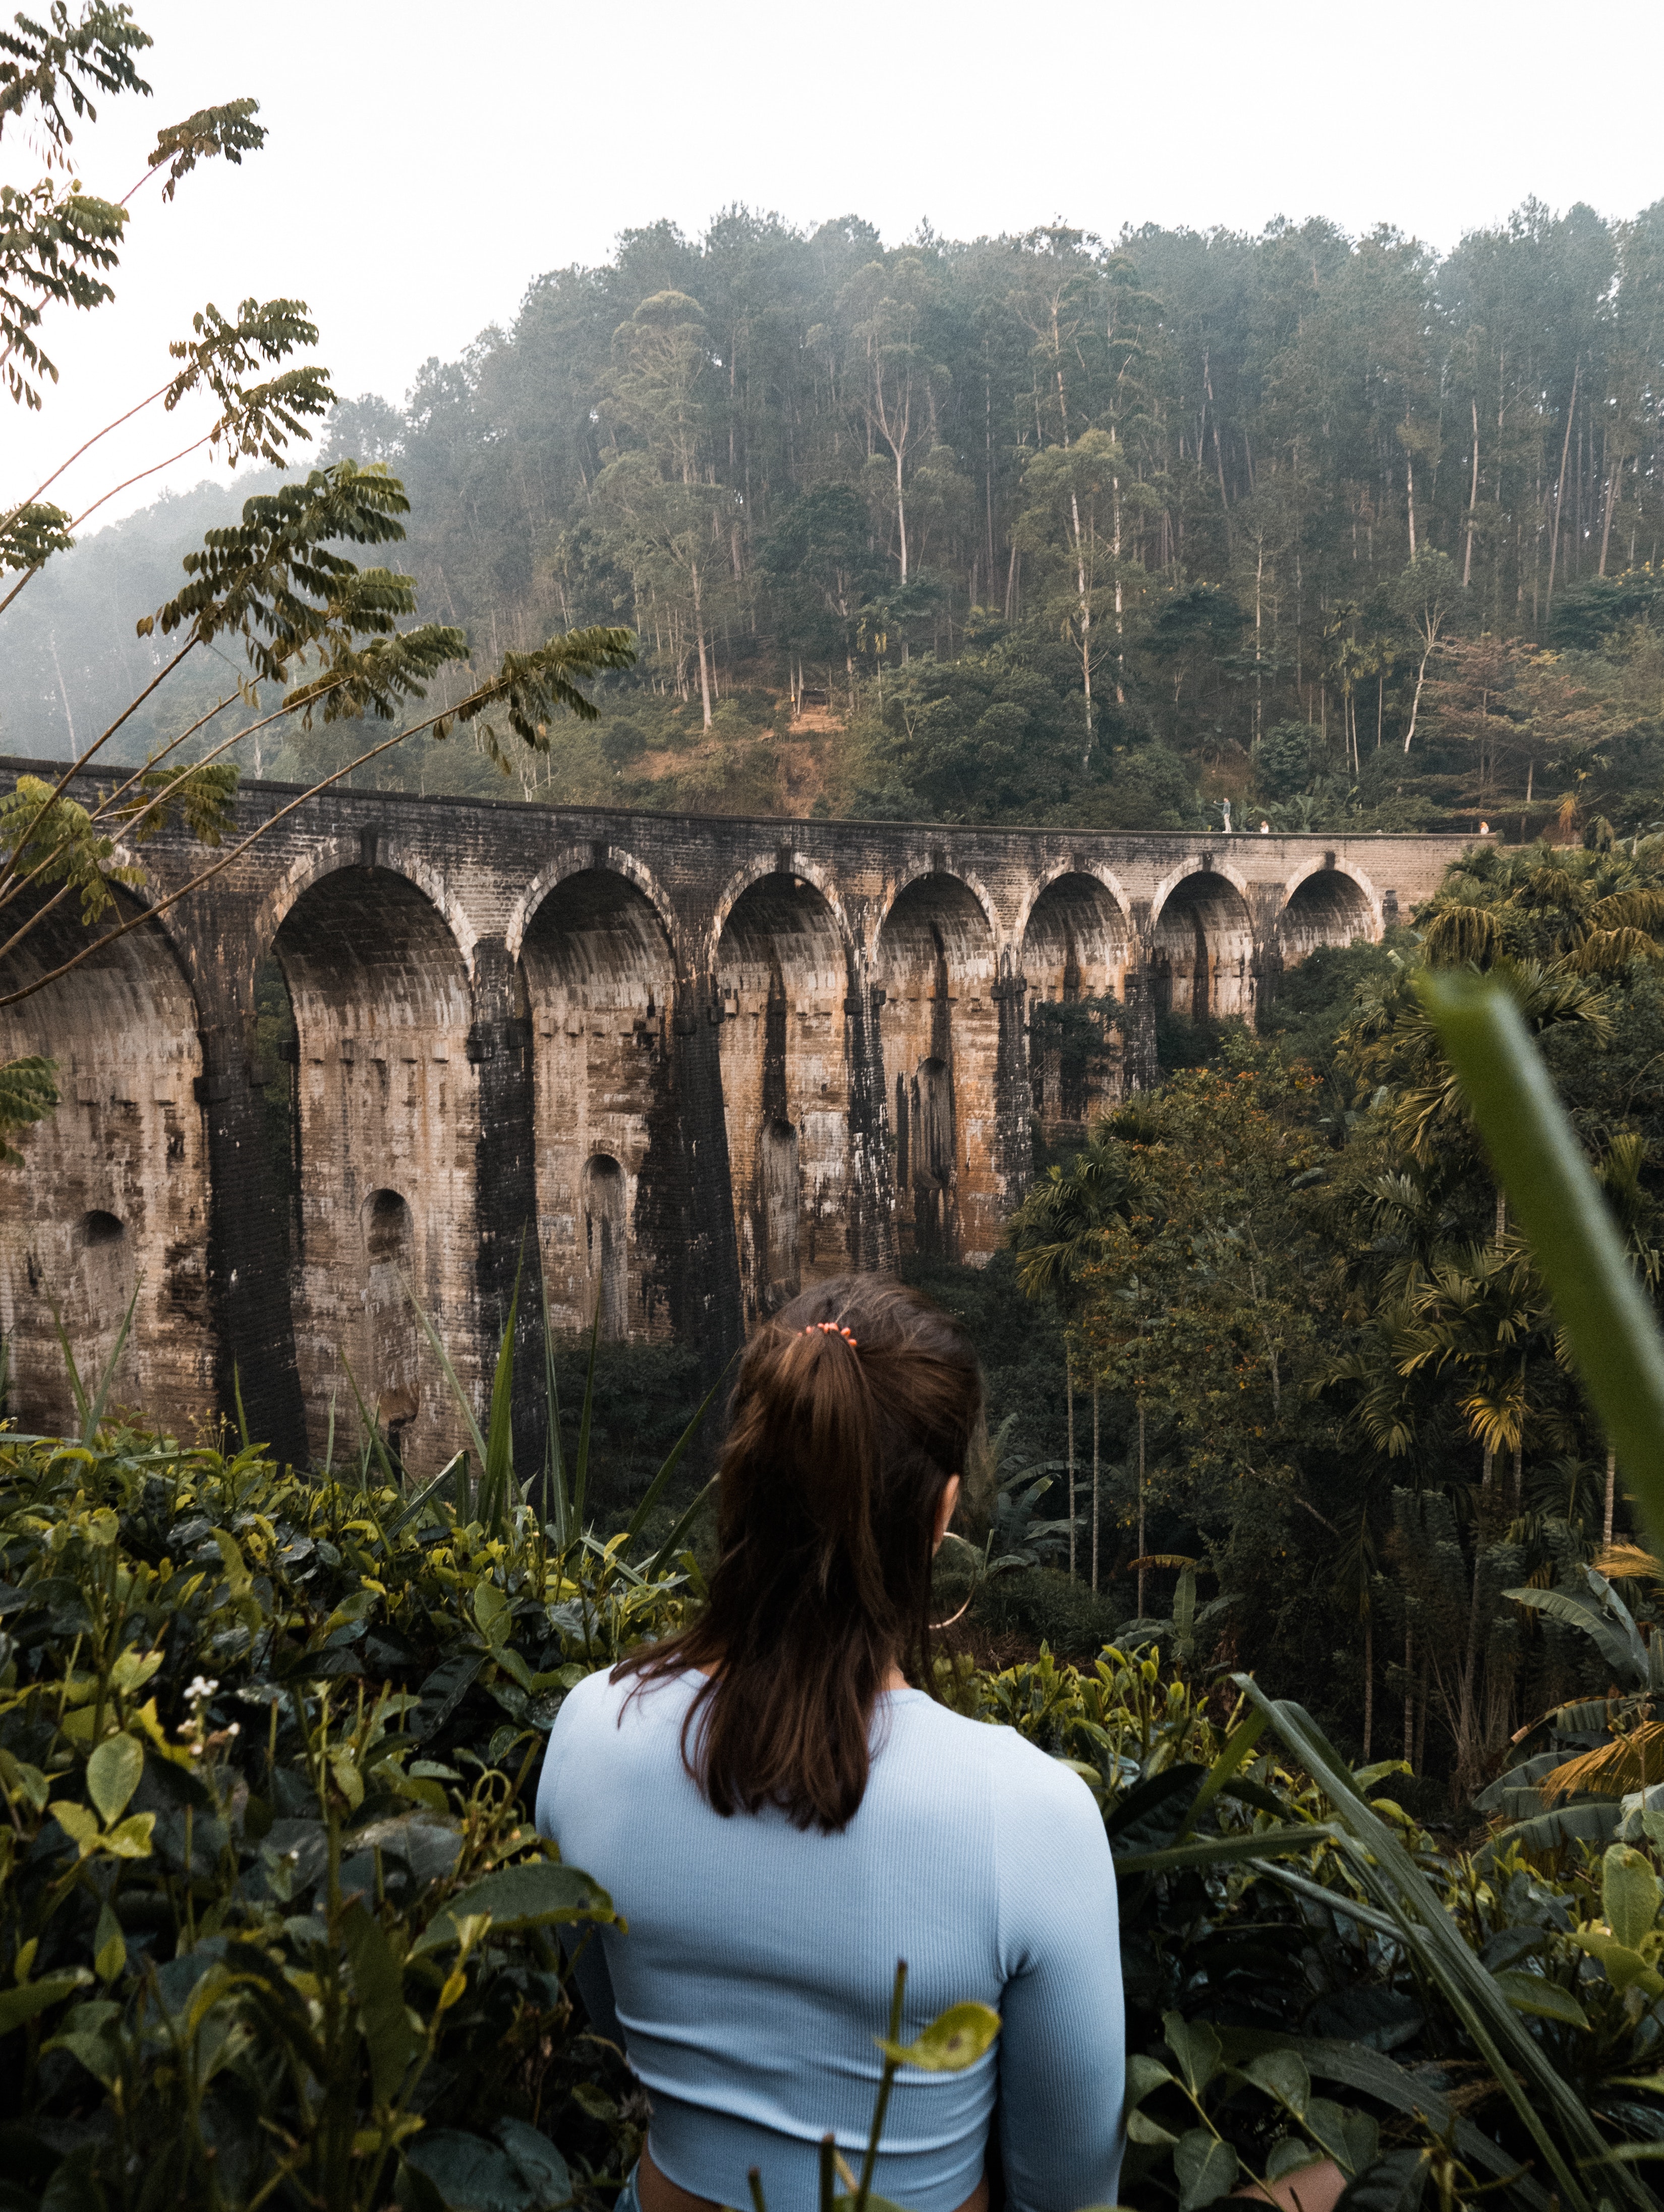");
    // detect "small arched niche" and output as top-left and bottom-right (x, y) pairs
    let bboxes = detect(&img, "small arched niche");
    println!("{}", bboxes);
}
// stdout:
(1021, 874), (1128, 1132)
(580, 1153), (628, 1342)
(523, 870), (678, 1340)
(1276, 869), (1373, 967)
(760, 1120), (800, 1307)
(1152, 870), (1256, 1025)
(716, 873), (850, 1326)
(361, 1188), (420, 1451)
(875, 876), (998, 1263)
